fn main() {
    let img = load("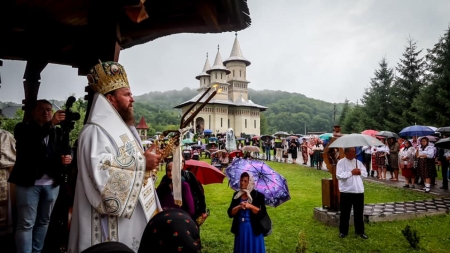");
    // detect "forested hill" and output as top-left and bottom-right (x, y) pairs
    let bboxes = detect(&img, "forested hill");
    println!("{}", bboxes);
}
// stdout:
(133, 88), (344, 134)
